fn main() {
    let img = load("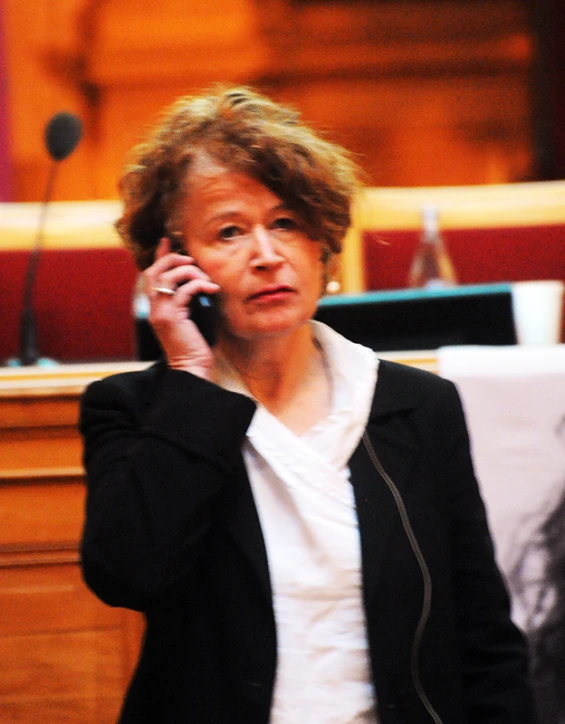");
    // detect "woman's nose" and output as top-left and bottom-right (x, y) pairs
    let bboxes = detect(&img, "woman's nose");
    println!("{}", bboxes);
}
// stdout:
(250, 226), (284, 267)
